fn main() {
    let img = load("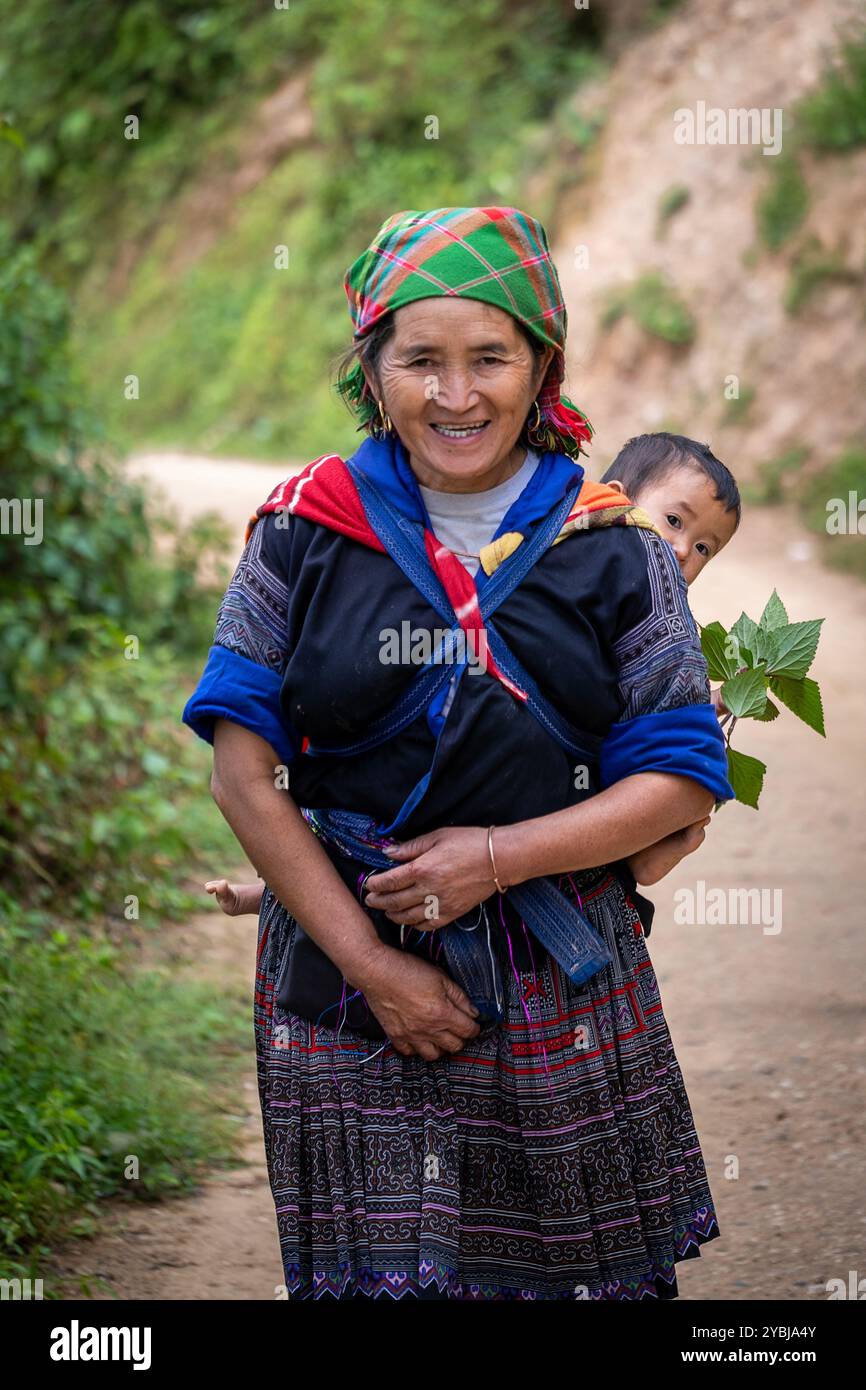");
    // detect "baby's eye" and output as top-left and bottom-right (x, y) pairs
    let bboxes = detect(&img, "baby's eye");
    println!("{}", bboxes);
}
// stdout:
(695, 542), (710, 557)
(666, 513), (682, 530)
